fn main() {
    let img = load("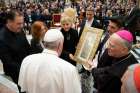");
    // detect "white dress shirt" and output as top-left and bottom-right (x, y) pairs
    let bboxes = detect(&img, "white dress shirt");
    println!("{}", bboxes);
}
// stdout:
(18, 49), (81, 93)
(85, 18), (94, 27)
